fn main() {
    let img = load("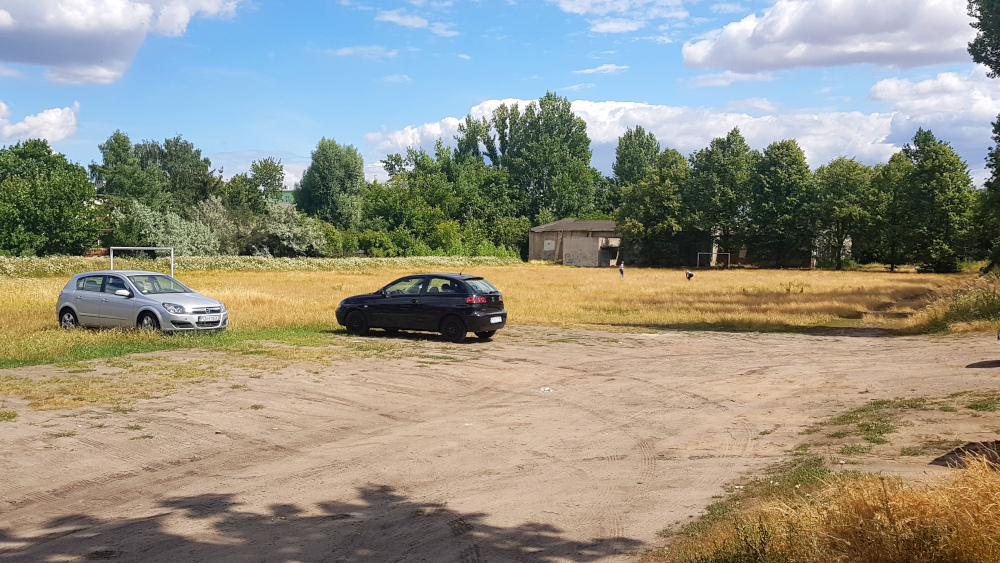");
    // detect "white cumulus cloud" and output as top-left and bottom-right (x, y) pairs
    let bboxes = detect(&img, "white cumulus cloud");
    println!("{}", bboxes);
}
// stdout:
(683, 0), (975, 72)
(0, 1), (246, 84)
(0, 101), (80, 143)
